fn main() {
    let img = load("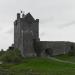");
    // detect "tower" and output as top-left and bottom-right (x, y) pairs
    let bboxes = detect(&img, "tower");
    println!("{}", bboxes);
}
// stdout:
(14, 12), (40, 57)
